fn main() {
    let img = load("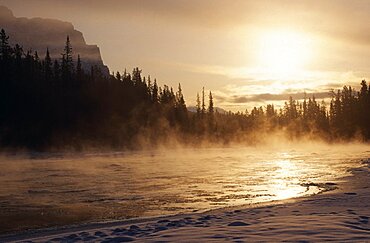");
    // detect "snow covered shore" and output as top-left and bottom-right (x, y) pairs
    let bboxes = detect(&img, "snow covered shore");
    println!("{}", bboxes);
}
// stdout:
(2, 159), (370, 242)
